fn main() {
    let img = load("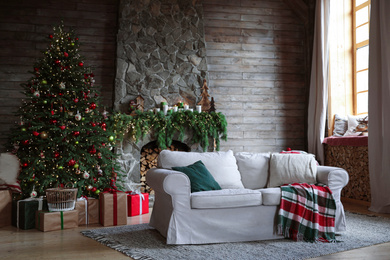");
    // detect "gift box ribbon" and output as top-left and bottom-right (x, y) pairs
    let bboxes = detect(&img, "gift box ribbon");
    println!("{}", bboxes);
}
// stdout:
(17, 196), (44, 229)
(77, 197), (89, 225)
